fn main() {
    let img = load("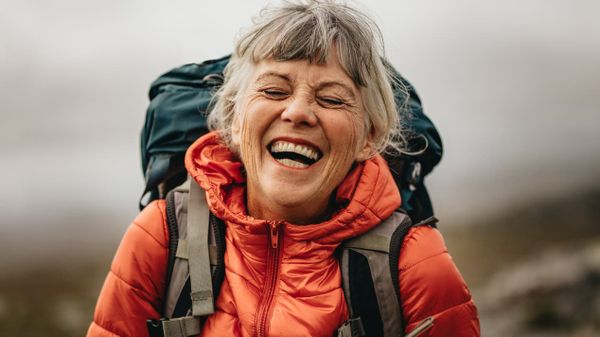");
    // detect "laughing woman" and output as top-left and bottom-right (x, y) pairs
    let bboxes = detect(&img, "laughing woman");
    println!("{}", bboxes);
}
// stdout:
(88, 1), (480, 336)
